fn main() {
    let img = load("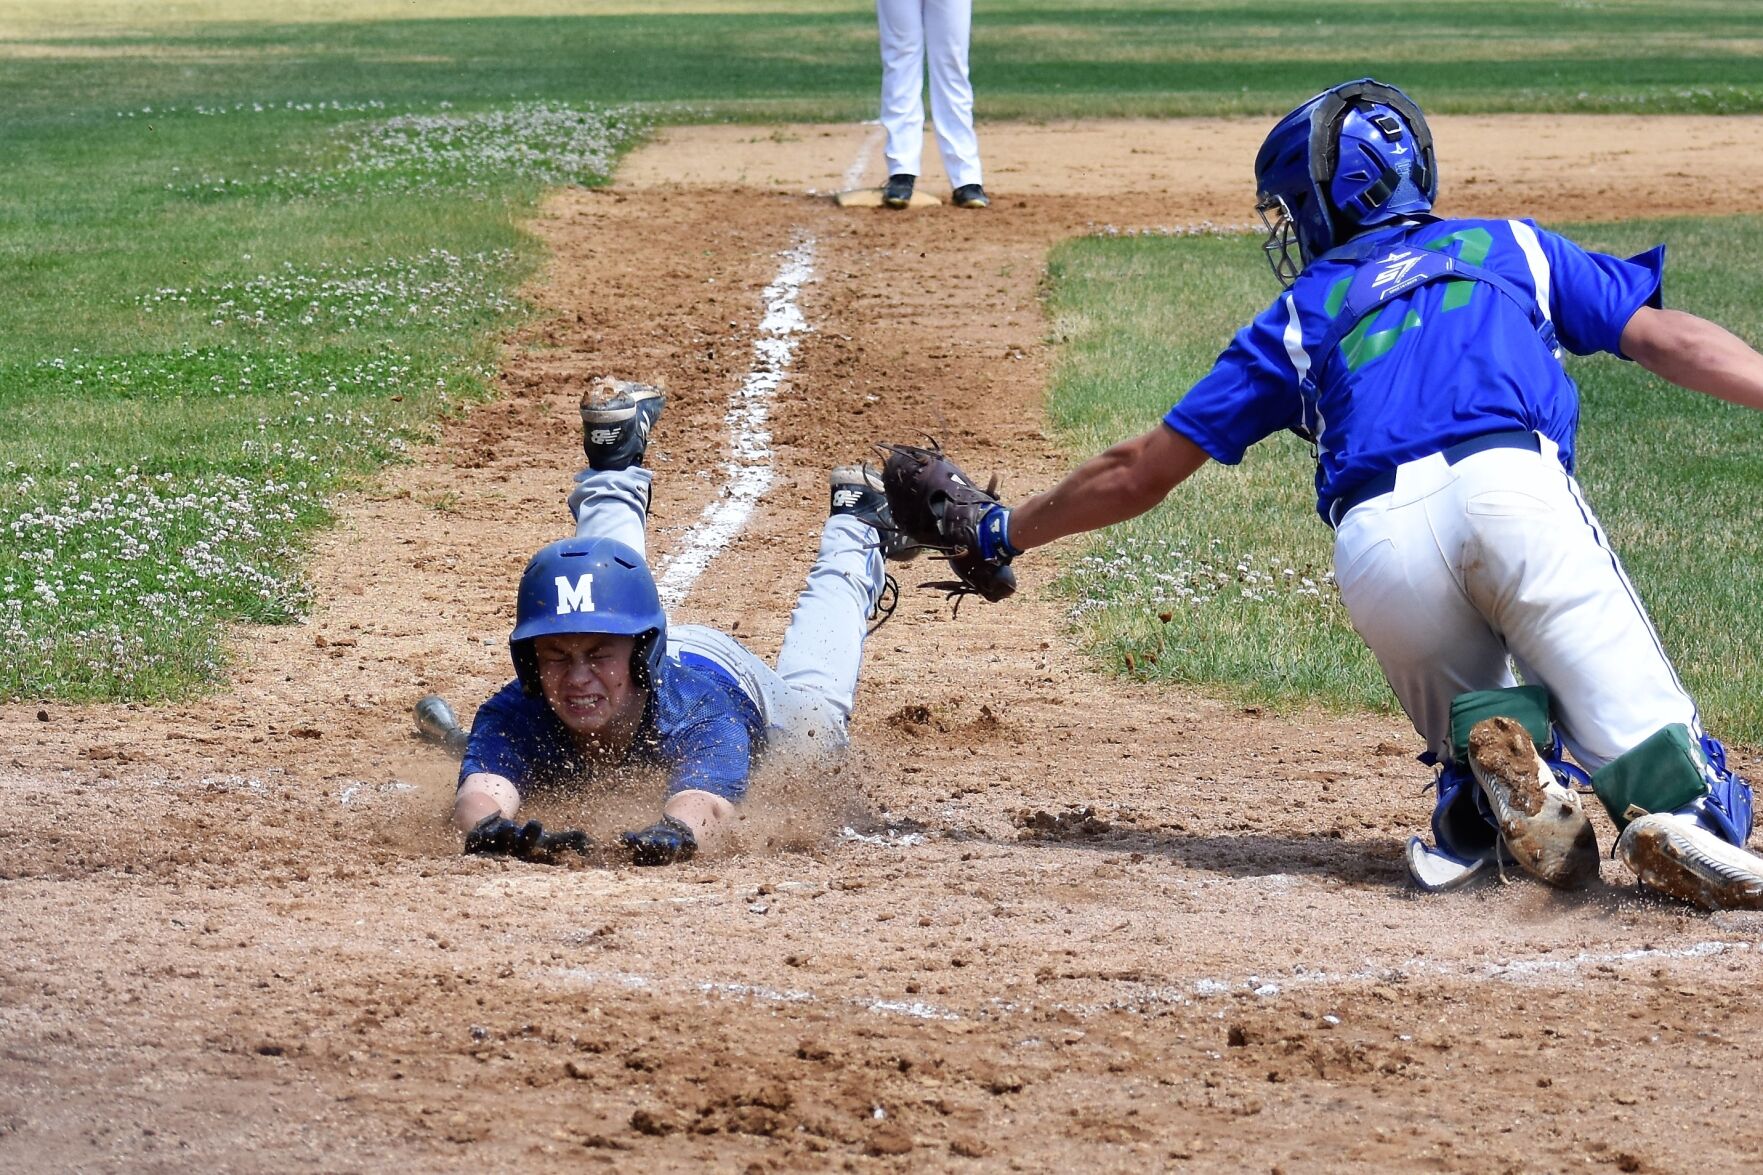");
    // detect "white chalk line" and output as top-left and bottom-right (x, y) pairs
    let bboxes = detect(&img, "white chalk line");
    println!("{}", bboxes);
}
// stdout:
(652, 237), (816, 610)
(842, 124), (886, 191)
(648, 130), (872, 607)
(552, 966), (961, 1022)
(547, 938), (1750, 1026)
(1023, 938), (1755, 1016)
